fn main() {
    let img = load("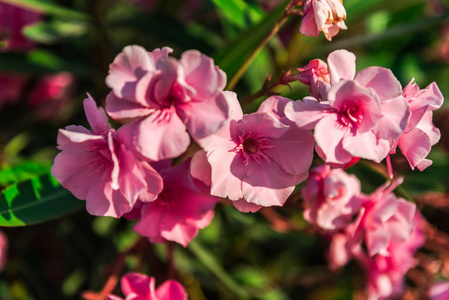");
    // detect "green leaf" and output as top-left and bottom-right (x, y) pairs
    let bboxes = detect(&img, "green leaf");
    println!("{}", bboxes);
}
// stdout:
(0, 173), (84, 226)
(213, 1), (287, 81)
(1, 0), (88, 20)
(0, 161), (51, 186)
(23, 20), (87, 44)
(211, 0), (264, 29)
